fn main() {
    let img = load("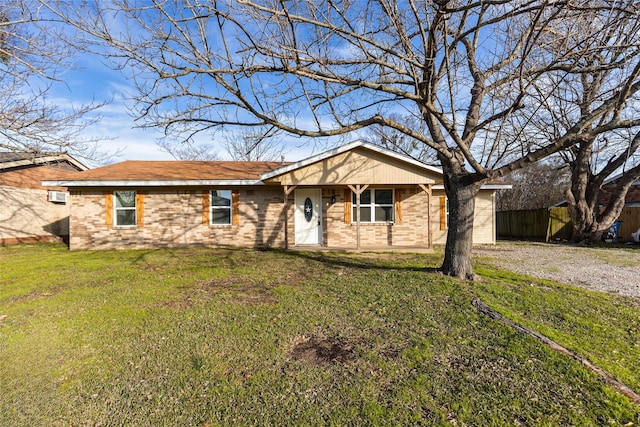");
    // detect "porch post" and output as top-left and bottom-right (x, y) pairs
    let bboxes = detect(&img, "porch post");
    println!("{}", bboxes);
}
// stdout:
(348, 184), (369, 250)
(283, 185), (297, 250)
(419, 184), (432, 249)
